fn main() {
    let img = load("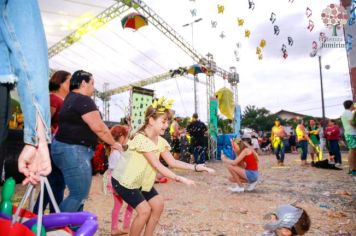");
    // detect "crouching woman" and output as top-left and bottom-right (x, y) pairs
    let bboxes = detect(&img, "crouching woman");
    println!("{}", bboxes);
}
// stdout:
(221, 137), (259, 193)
